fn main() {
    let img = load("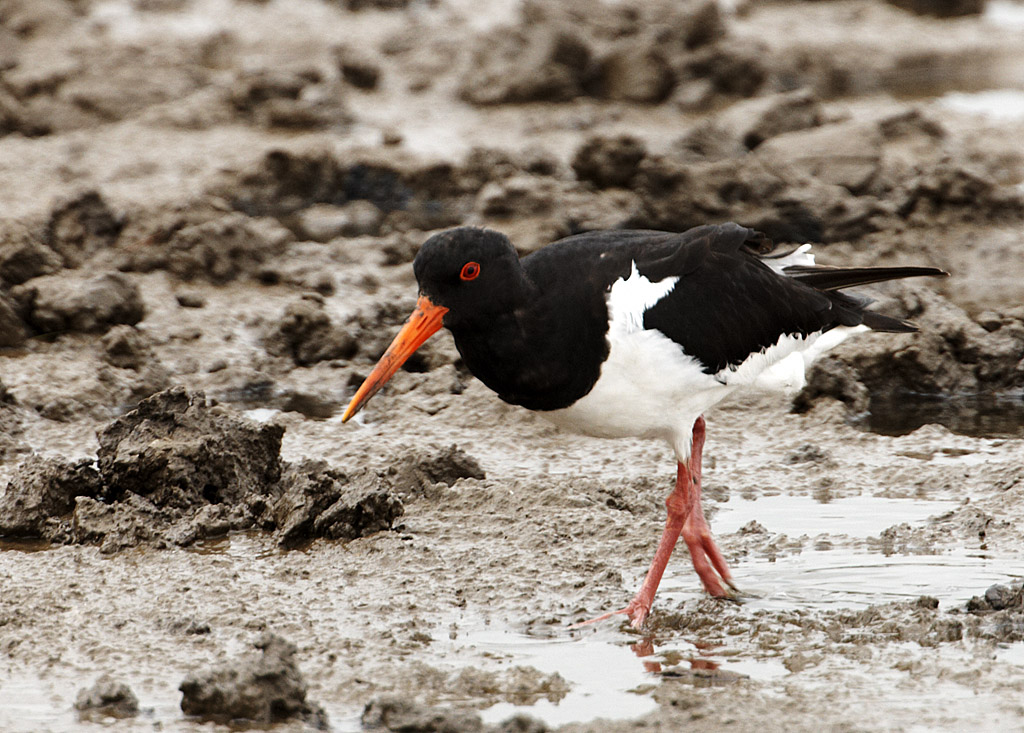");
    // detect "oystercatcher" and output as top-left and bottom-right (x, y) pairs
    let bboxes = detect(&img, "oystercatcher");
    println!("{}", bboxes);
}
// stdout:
(342, 224), (947, 628)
